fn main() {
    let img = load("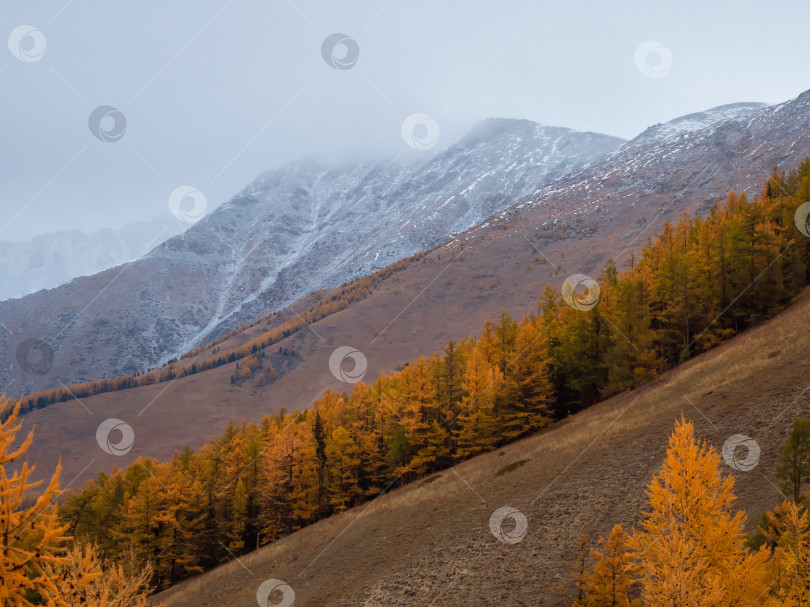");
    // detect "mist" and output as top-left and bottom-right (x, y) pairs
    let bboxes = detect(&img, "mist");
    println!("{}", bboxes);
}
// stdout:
(2, 0), (809, 241)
